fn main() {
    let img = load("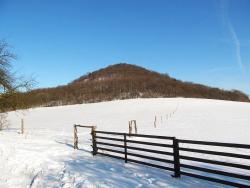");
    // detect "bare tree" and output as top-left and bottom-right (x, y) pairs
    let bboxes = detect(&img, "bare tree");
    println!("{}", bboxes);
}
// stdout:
(0, 40), (15, 92)
(0, 40), (34, 130)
